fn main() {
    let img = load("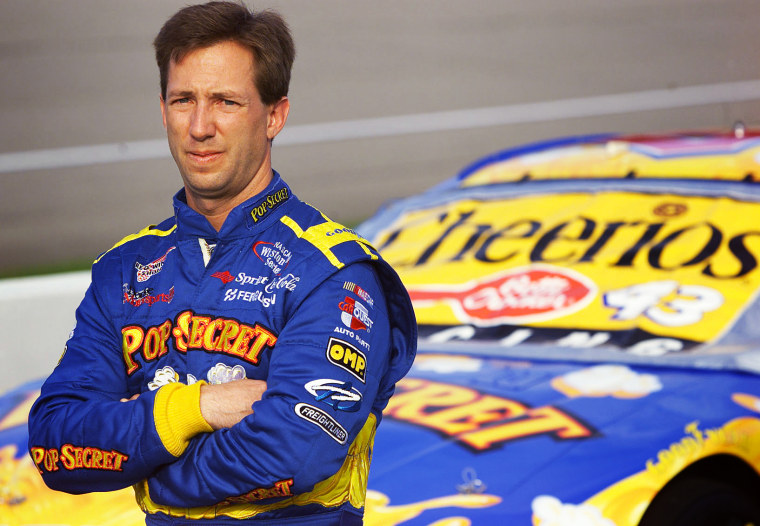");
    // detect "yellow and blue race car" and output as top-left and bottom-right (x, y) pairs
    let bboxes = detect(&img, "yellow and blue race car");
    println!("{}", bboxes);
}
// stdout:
(3, 130), (760, 525)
